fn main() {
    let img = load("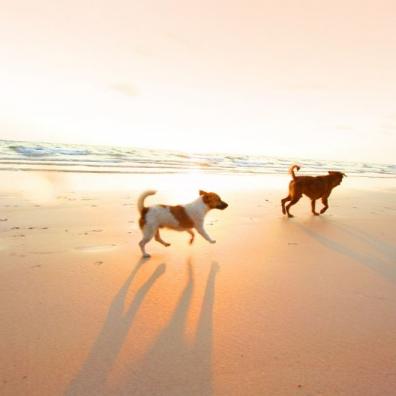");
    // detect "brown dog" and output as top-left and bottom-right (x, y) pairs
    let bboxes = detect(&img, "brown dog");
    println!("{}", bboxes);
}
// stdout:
(281, 165), (346, 218)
